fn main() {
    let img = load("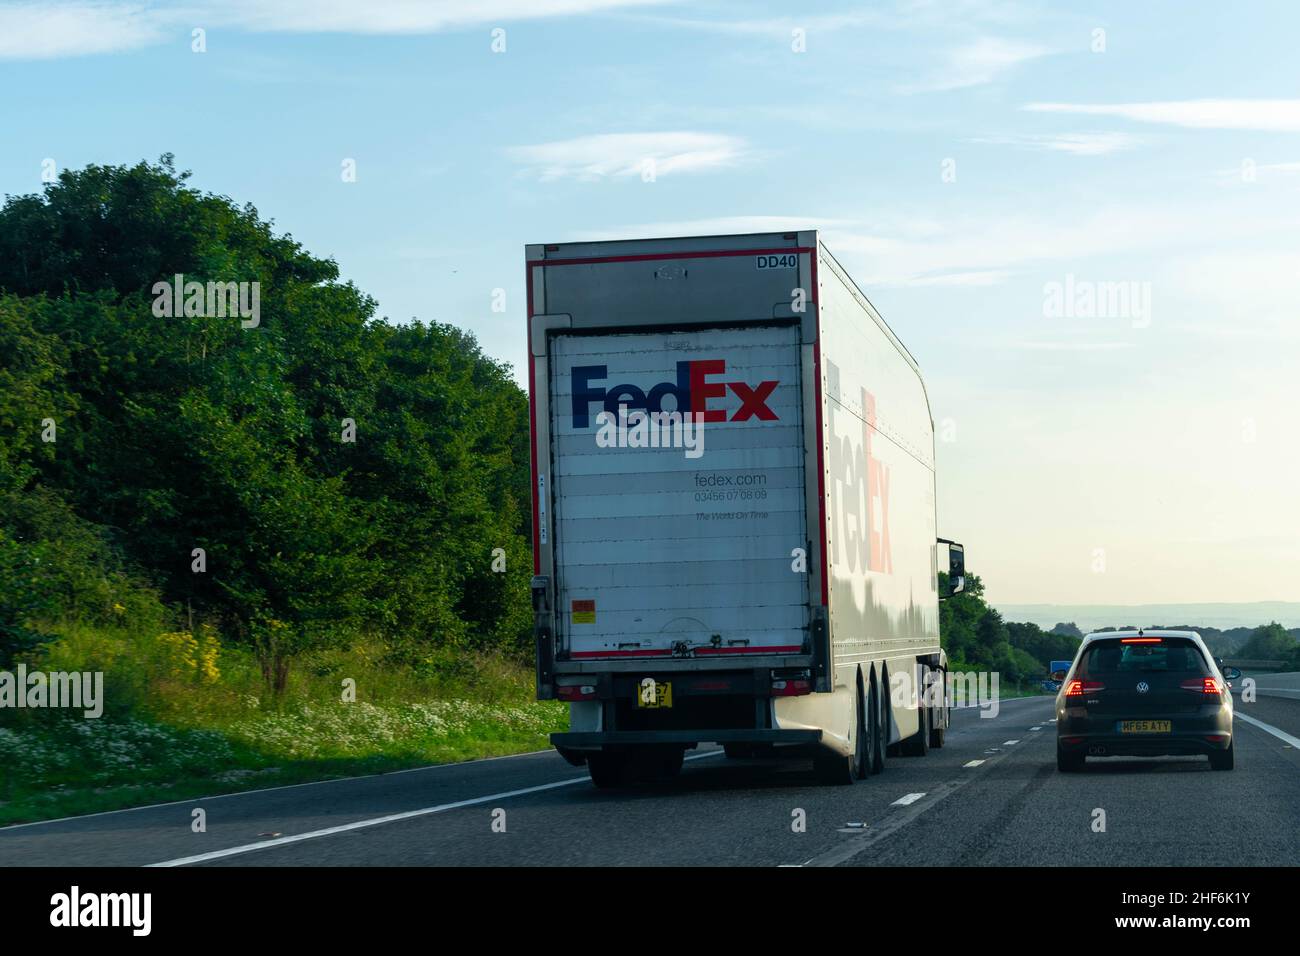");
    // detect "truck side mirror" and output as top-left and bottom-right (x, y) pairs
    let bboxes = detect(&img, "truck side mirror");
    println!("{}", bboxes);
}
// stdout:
(938, 539), (965, 598)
